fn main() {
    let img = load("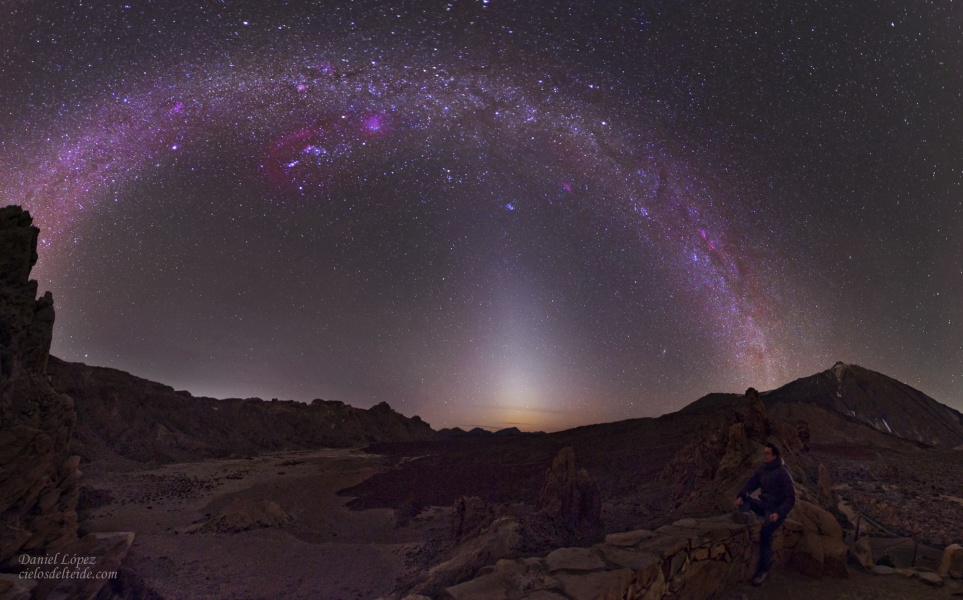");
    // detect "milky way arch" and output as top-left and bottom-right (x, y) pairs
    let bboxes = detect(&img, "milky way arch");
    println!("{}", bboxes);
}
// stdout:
(1, 54), (788, 394)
